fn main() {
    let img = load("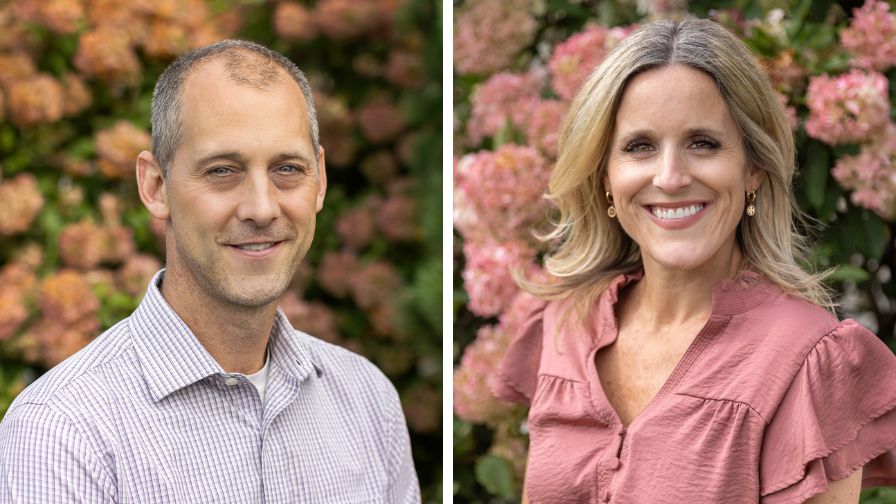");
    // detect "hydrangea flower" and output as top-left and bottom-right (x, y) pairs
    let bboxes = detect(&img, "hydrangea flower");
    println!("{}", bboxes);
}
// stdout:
(524, 99), (567, 158)
(840, 0), (896, 71)
(0, 174), (44, 235)
(466, 71), (541, 145)
(805, 70), (890, 145)
(454, 145), (550, 244)
(461, 240), (535, 318)
(832, 125), (896, 219)
(454, 0), (537, 76)
(549, 24), (636, 100)
(453, 324), (517, 424)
